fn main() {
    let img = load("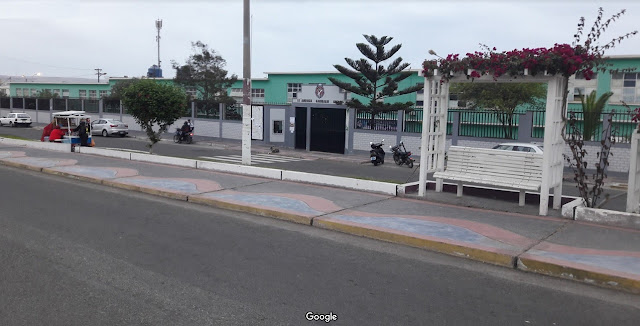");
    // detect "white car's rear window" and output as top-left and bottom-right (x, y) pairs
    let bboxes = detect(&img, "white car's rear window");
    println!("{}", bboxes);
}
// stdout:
(17, 114), (30, 118)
